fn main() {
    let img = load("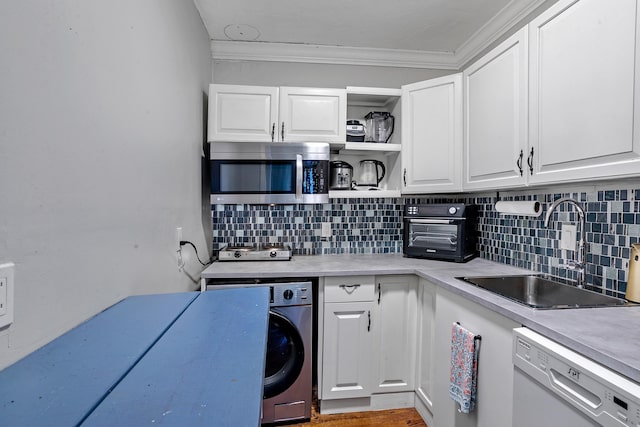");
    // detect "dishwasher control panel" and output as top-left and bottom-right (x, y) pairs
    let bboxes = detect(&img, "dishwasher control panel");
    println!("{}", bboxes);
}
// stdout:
(513, 327), (640, 426)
